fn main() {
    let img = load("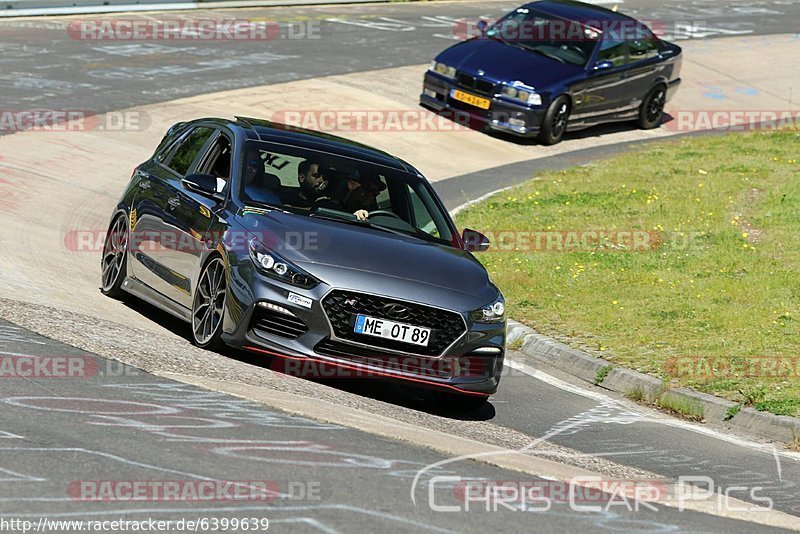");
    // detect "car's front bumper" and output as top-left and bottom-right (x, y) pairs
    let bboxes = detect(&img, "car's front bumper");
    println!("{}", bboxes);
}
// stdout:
(420, 71), (546, 138)
(221, 273), (505, 397)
